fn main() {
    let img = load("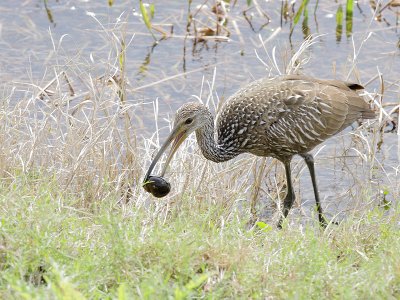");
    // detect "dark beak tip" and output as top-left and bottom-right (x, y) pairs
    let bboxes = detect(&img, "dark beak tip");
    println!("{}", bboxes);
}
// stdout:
(142, 182), (152, 193)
